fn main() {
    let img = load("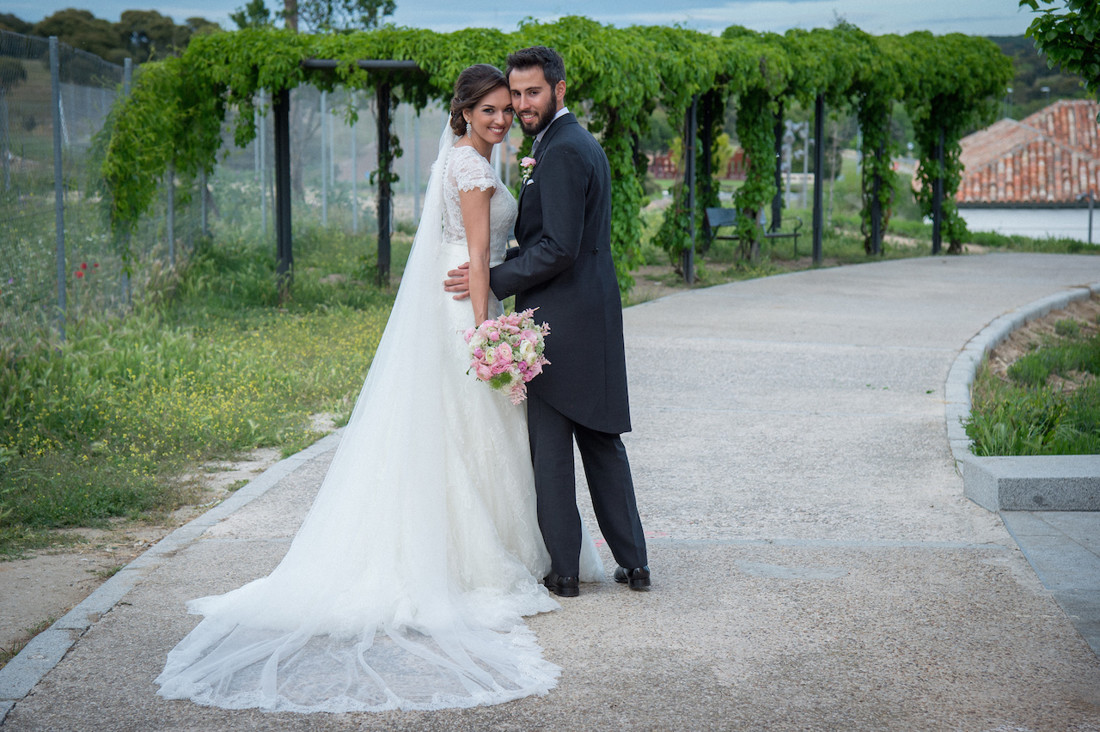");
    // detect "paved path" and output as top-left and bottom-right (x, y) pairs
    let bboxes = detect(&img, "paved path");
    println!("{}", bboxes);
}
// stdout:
(3, 253), (1100, 730)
